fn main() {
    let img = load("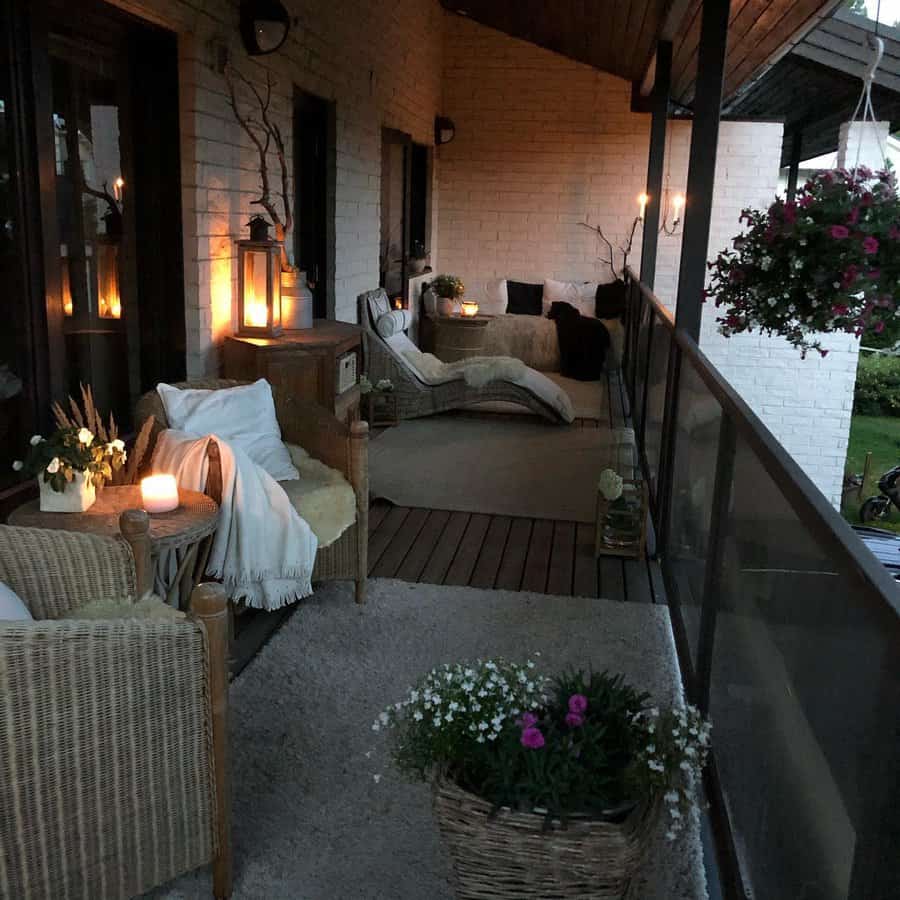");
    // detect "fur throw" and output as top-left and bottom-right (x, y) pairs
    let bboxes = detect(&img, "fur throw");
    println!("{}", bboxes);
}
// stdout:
(546, 301), (610, 381)
(403, 350), (527, 387)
